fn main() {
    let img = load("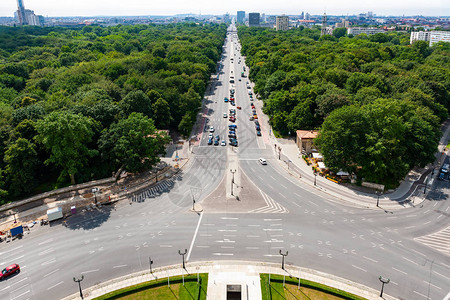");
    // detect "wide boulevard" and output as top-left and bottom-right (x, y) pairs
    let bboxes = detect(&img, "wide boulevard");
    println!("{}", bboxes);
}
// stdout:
(0, 23), (449, 300)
